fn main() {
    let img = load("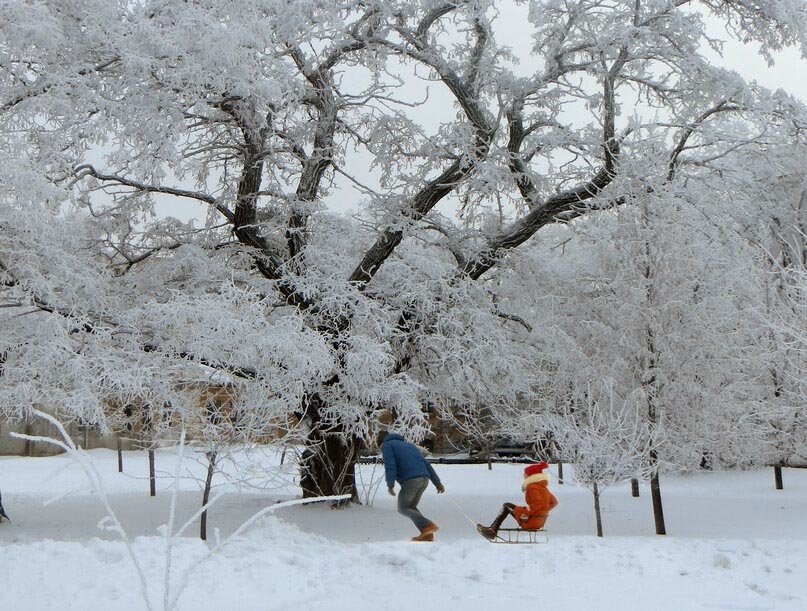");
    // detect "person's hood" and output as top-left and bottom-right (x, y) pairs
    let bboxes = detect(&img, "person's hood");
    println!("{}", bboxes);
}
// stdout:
(522, 473), (550, 490)
(383, 433), (405, 444)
